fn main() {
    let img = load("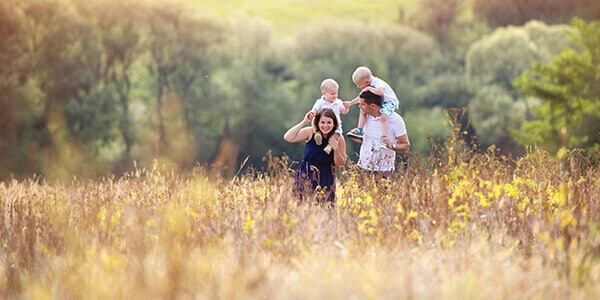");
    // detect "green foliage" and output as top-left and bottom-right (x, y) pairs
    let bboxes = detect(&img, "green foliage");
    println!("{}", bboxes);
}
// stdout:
(408, 0), (465, 44)
(415, 72), (471, 108)
(466, 21), (572, 92)
(74, 0), (148, 162)
(192, 0), (417, 37)
(469, 85), (527, 146)
(144, 1), (228, 163)
(466, 21), (575, 151)
(472, 0), (600, 27)
(513, 19), (600, 152)
(5, 0), (595, 179)
(403, 107), (448, 154)
(0, 1), (43, 177)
